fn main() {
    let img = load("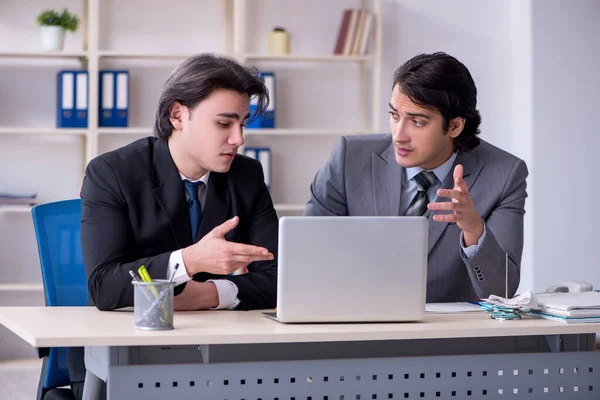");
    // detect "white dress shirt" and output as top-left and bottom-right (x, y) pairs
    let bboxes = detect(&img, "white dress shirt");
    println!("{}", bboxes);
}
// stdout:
(166, 171), (241, 310)
(401, 152), (486, 259)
